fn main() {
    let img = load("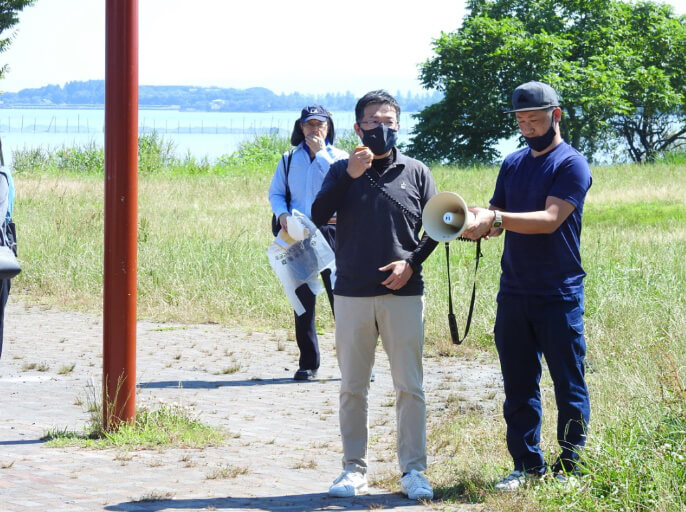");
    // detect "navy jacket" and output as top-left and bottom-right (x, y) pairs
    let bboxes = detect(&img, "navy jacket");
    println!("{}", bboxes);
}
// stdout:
(312, 149), (437, 297)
